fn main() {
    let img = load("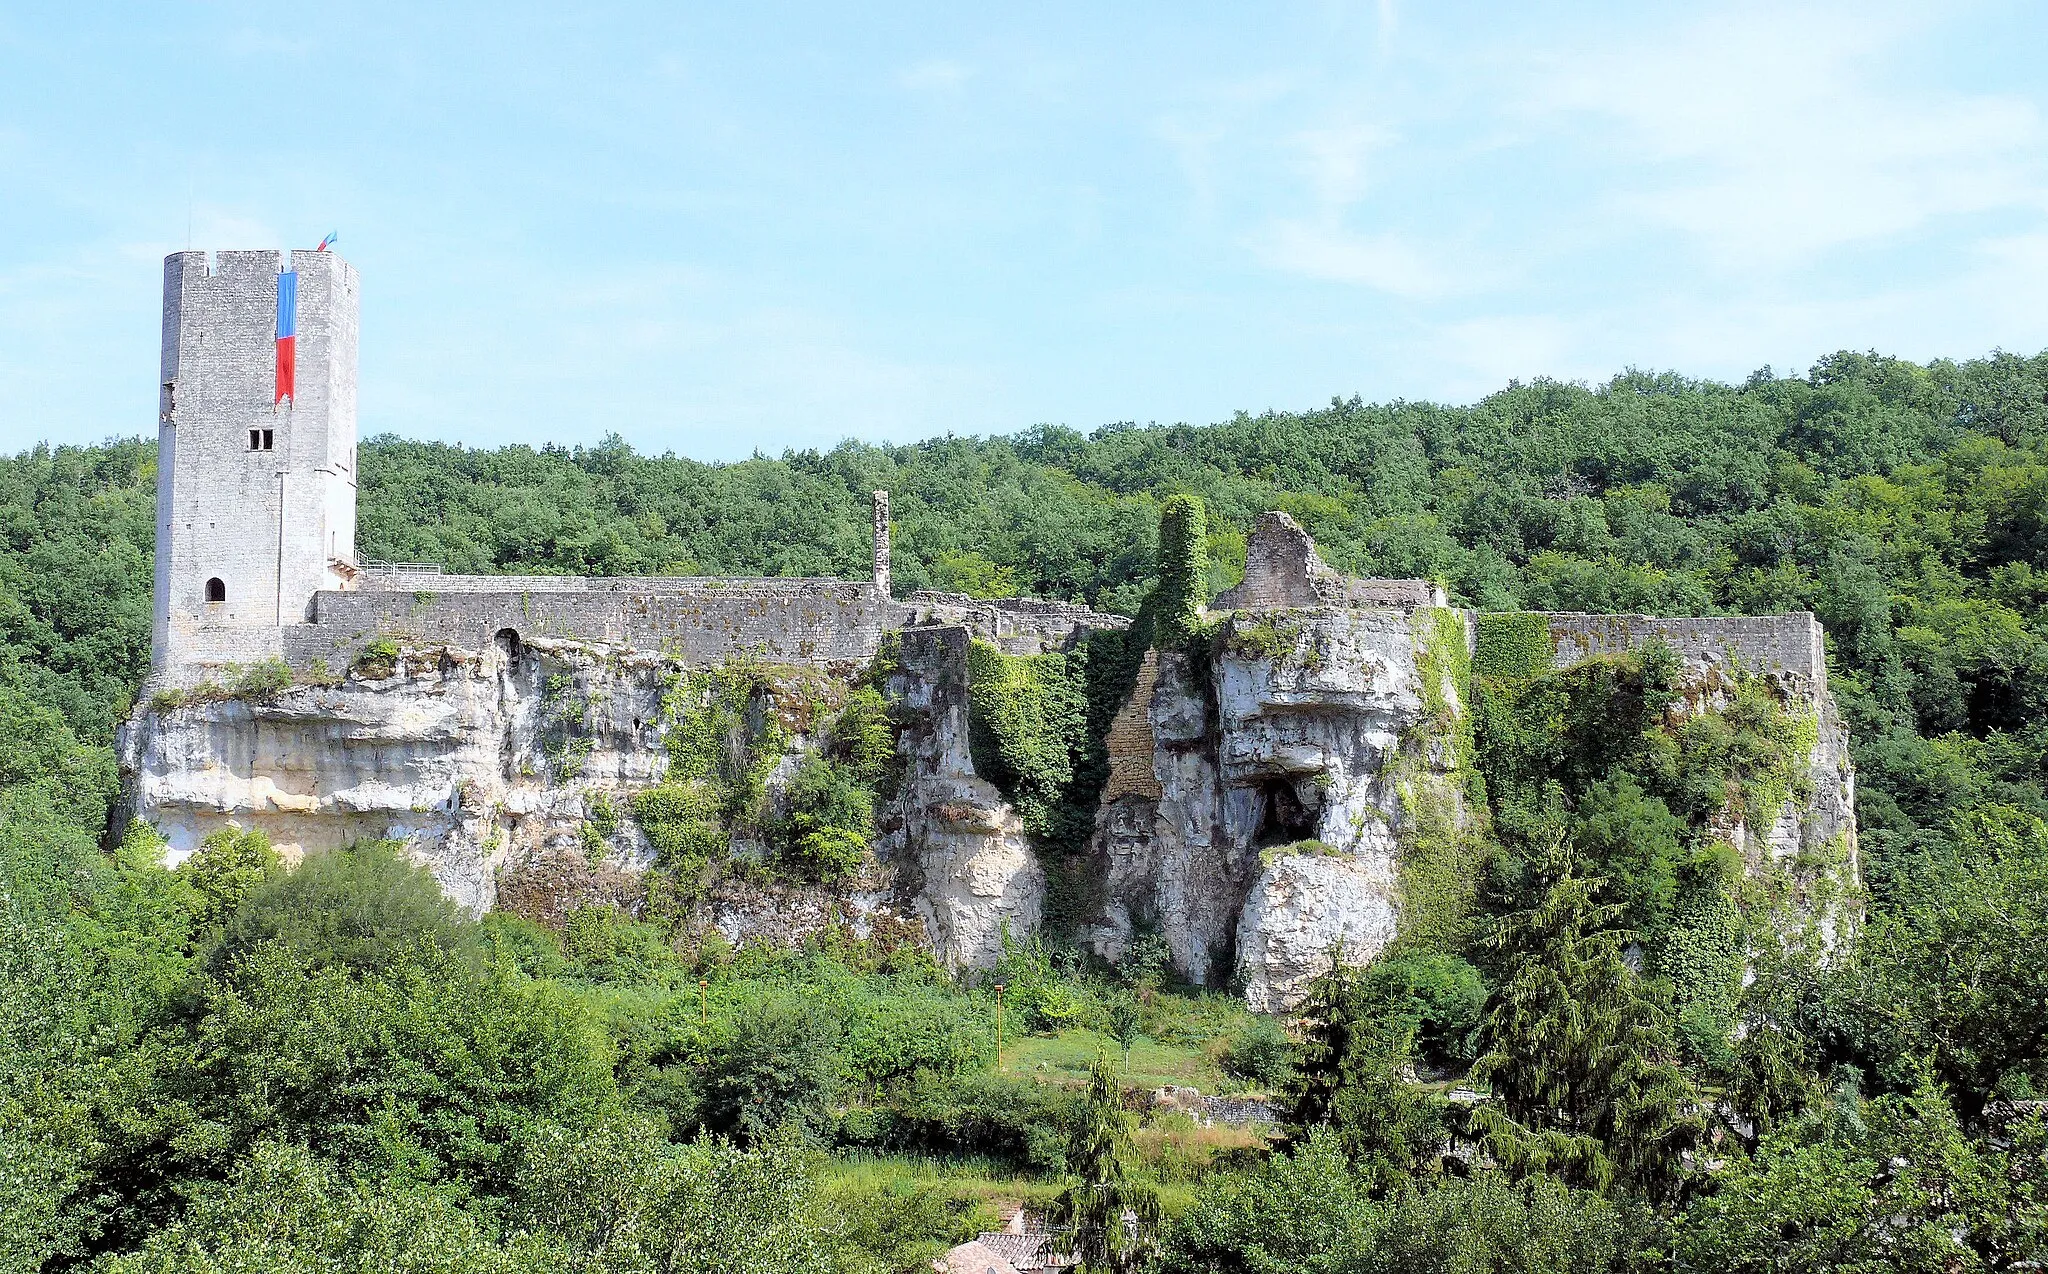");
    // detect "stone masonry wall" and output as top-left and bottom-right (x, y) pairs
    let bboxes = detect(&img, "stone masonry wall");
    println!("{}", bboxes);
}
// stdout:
(1214, 511), (1444, 611)
(1538, 612), (1827, 688)
(289, 579), (904, 673)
